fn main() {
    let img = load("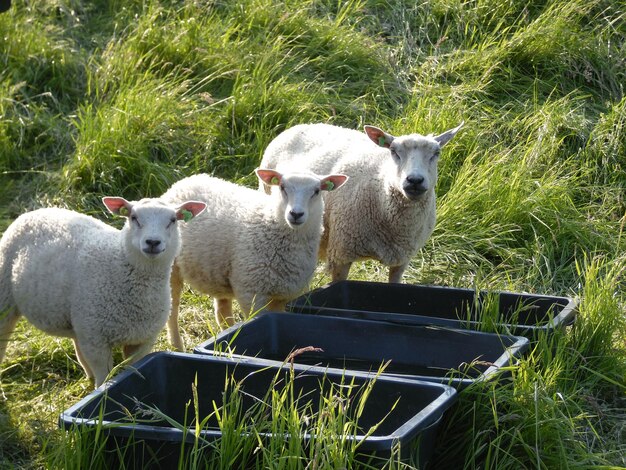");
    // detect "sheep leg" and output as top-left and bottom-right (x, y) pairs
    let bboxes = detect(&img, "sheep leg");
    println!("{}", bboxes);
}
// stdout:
(0, 307), (20, 364)
(74, 341), (113, 388)
(241, 293), (272, 316)
(123, 341), (154, 364)
(330, 262), (352, 282)
(167, 263), (185, 351)
(72, 339), (95, 381)
(215, 298), (235, 327)
(388, 265), (407, 284)
(267, 299), (287, 312)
